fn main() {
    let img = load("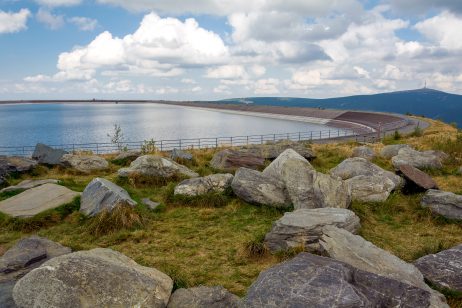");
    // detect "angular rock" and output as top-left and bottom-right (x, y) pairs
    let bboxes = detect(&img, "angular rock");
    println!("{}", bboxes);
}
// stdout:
(0, 236), (71, 308)
(60, 154), (109, 173)
(0, 184), (80, 218)
(0, 179), (59, 193)
(380, 144), (411, 159)
(346, 175), (396, 202)
(0, 156), (38, 186)
(118, 155), (199, 178)
(320, 226), (448, 307)
(231, 168), (290, 209)
(398, 164), (438, 191)
(80, 178), (137, 217)
(13, 248), (173, 308)
(421, 189), (462, 220)
(415, 244), (462, 292)
(174, 173), (233, 197)
(392, 147), (443, 170)
(262, 148), (313, 179)
(240, 141), (316, 160)
(170, 149), (193, 161)
(114, 150), (141, 162)
(210, 149), (265, 172)
(264, 208), (360, 253)
(168, 286), (240, 308)
(142, 198), (161, 210)
(31, 143), (67, 165)
(352, 145), (375, 160)
(243, 252), (435, 308)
